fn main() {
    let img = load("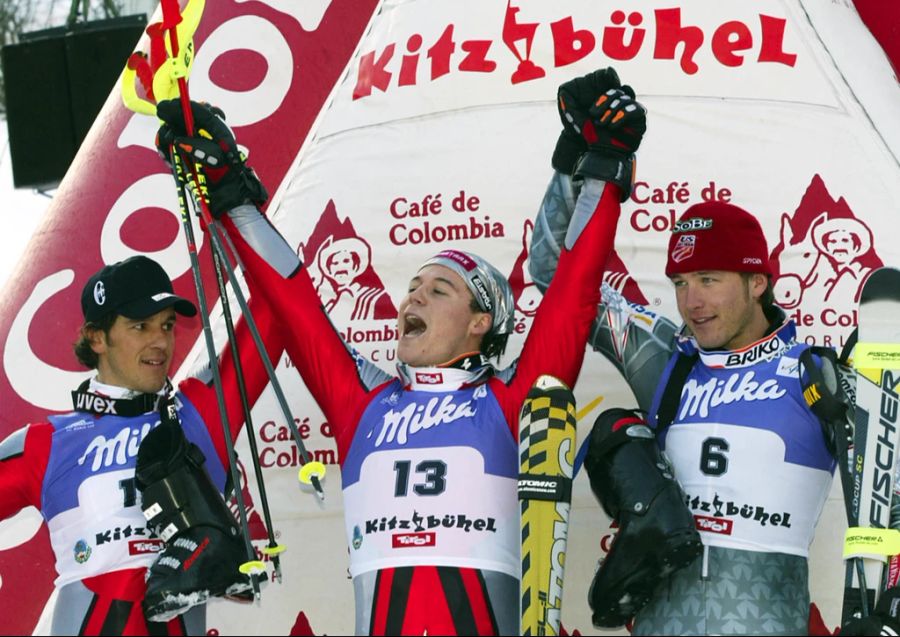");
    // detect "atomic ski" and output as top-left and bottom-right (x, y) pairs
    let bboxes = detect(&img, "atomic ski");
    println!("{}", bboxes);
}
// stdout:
(518, 375), (578, 636)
